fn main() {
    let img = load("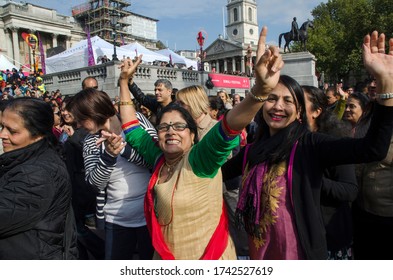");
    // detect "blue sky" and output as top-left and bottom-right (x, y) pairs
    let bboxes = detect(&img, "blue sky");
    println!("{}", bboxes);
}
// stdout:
(23, 0), (327, 50)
